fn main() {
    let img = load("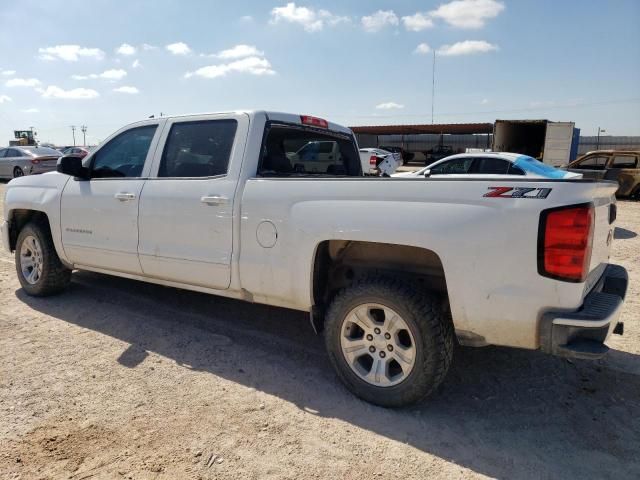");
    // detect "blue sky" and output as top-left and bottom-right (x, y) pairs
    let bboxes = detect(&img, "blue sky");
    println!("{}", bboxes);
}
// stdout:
(0, 0), (638, 145)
